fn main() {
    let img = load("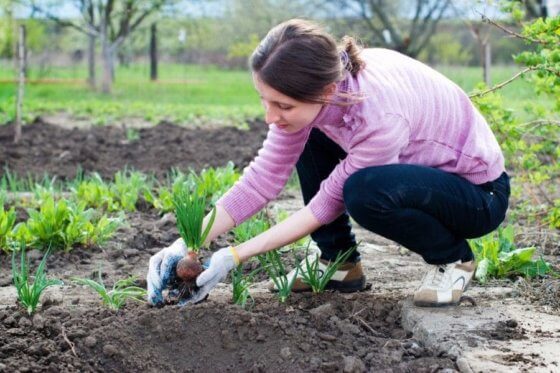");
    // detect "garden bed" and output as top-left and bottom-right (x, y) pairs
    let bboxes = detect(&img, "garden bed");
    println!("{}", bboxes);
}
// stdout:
(0, 119), (558, 371)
